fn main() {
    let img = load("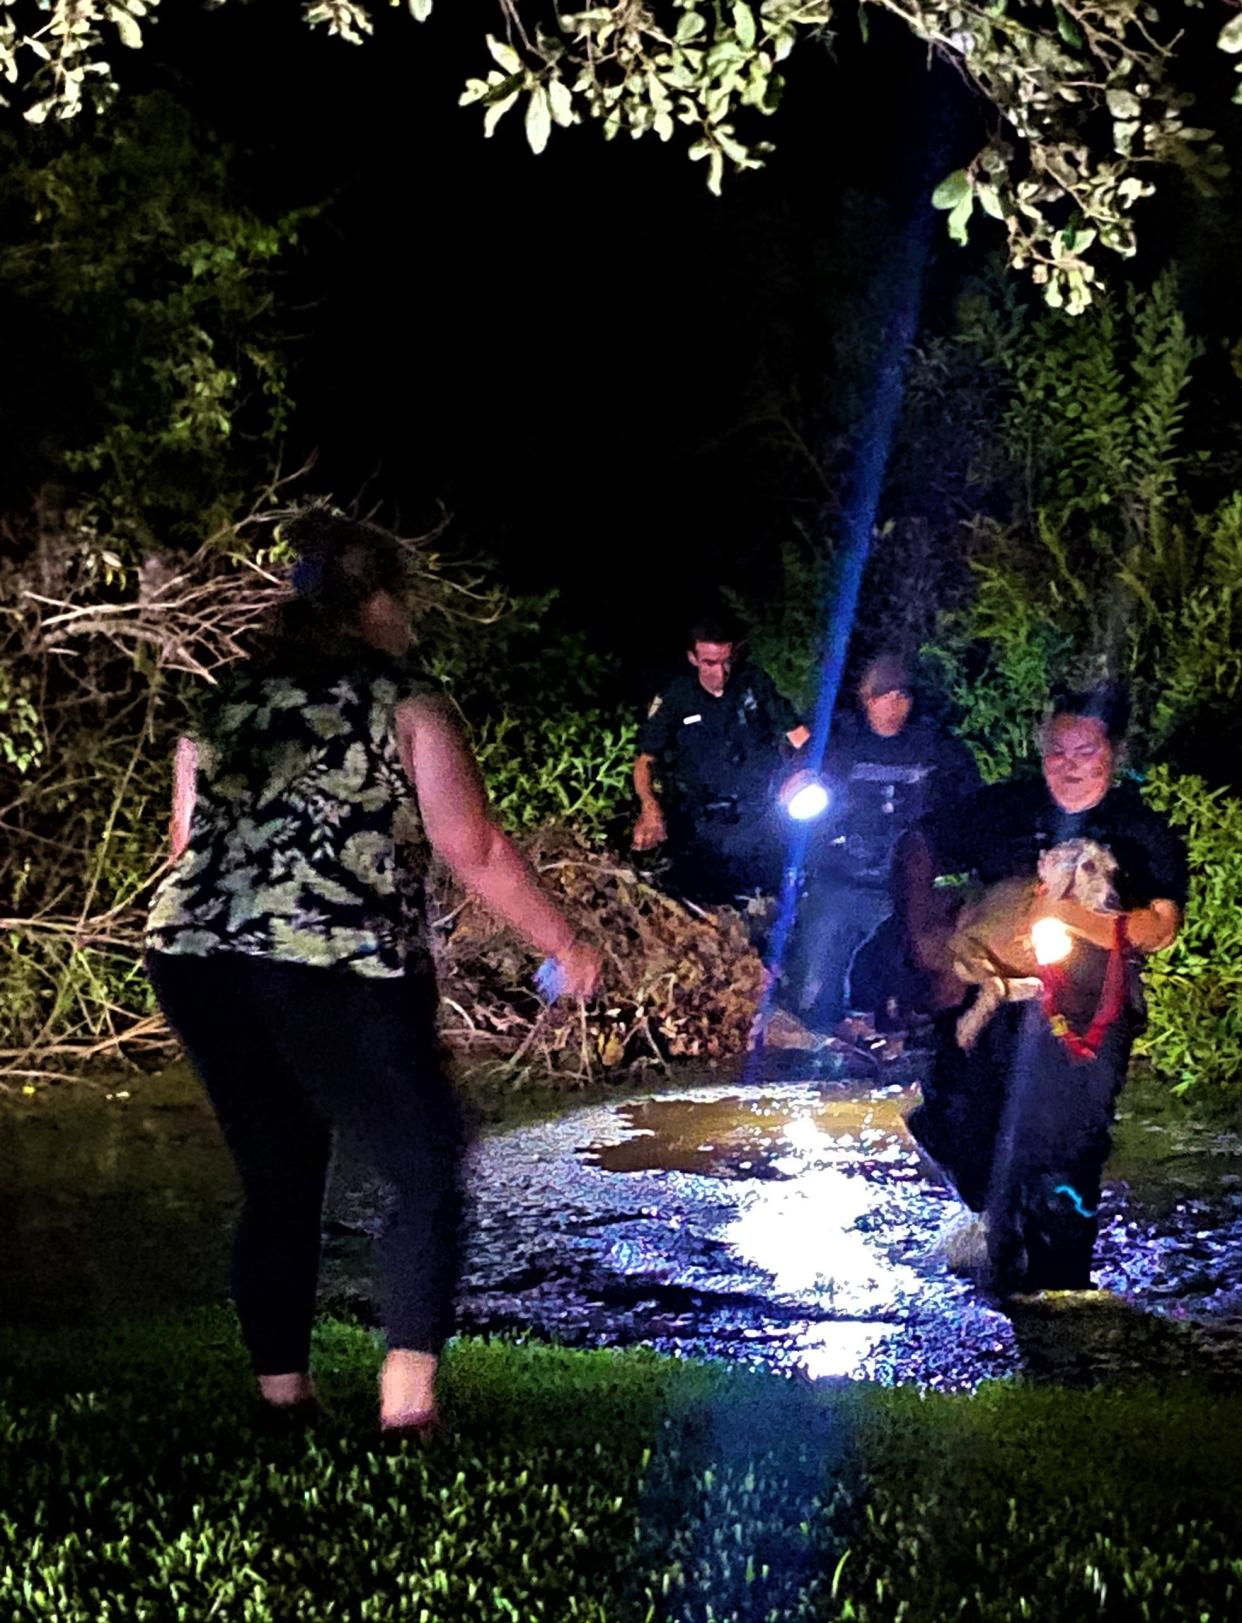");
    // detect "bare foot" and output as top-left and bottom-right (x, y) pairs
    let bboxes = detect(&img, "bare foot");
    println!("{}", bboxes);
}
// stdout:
(380, 1348), (439, 1429)
(258, 1371), (317, 1409)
